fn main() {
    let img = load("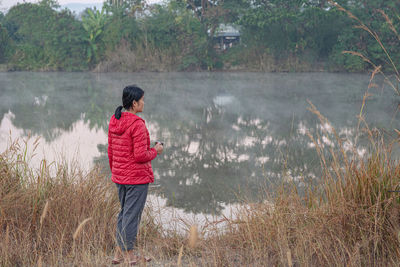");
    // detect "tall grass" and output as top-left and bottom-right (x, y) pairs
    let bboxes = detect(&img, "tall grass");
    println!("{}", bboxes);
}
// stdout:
(0, 137), (195, 266)
(0, 138), (117, 266)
